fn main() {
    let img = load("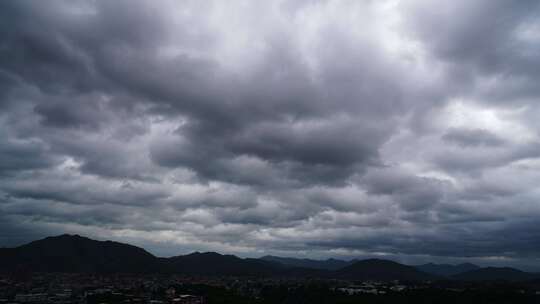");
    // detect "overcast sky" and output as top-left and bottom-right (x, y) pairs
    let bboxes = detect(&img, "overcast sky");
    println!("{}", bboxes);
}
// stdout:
(1, 0), (540, 269)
